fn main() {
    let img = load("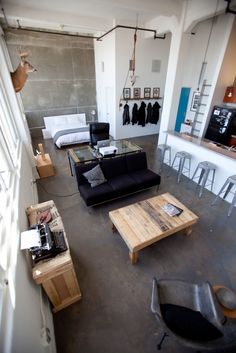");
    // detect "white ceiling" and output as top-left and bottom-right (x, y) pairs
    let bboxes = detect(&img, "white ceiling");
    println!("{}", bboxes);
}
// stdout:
(1, 0), (185, 34)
